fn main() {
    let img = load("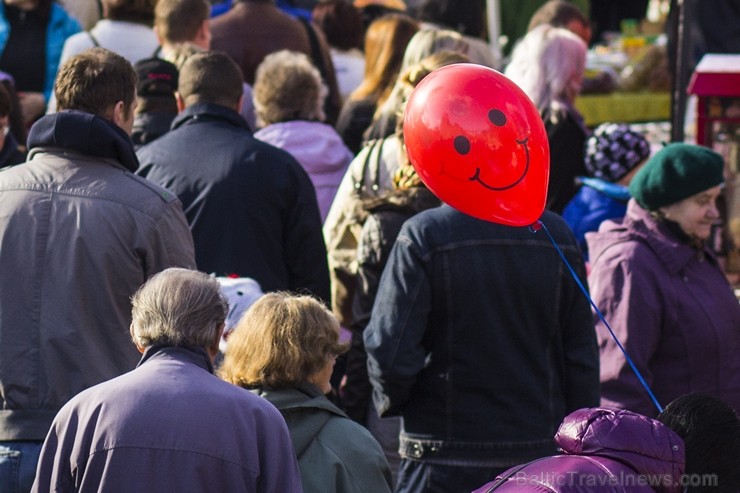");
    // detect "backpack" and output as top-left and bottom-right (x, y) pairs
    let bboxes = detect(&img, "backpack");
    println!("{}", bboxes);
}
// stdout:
(326, 138), (386, 327)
